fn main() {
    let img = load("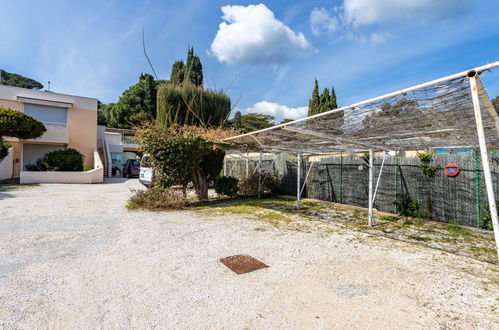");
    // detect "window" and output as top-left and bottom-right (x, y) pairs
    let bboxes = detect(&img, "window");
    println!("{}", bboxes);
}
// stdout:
(111, 153), (123, 165)
(24, 104), (68, 126)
